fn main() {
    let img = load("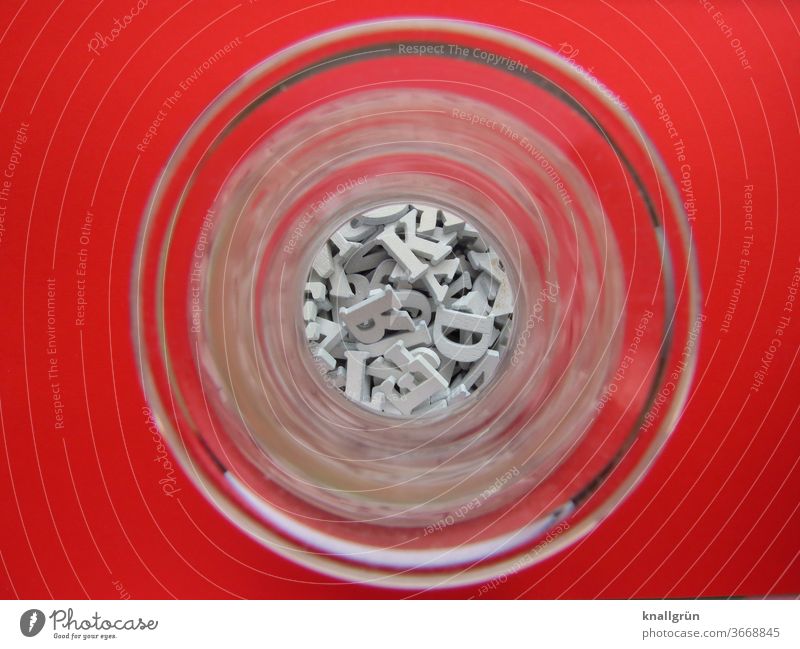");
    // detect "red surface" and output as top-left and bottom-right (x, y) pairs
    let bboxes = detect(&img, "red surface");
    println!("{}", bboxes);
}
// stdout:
(1, 0), (799, 599)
